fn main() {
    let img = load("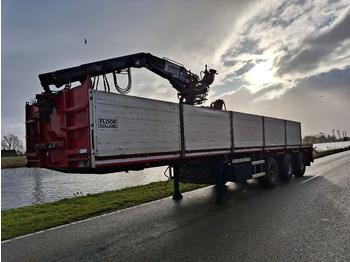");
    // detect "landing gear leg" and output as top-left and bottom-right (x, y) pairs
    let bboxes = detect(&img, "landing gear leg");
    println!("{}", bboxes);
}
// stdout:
(173, 166), (183, 201)
(215, 166), (226, 204)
